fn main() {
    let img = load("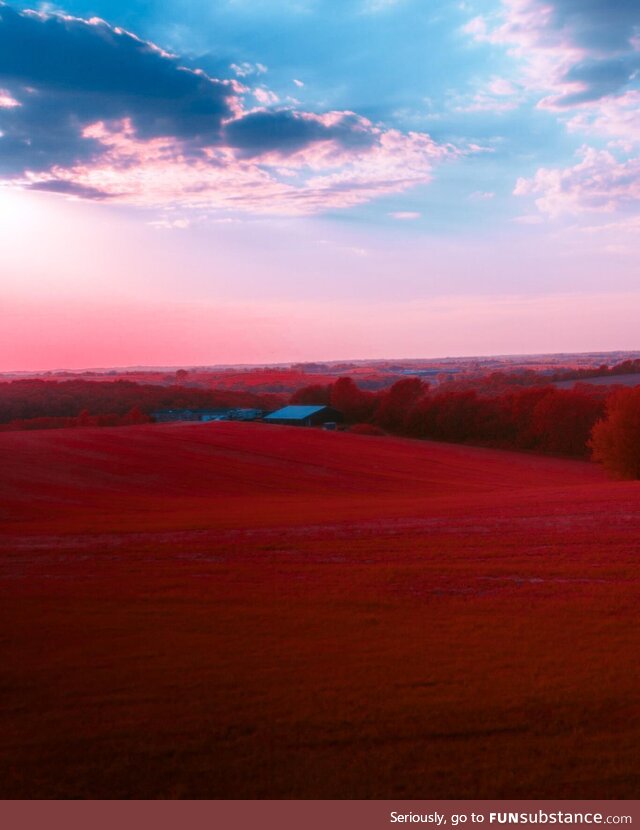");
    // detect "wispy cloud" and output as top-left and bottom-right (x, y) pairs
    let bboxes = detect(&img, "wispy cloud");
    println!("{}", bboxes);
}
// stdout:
(388, 211), (421, 219)
(448, 75), (524, 113)
(231, 61), (268, 77)
(361, 0), (403, 14)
